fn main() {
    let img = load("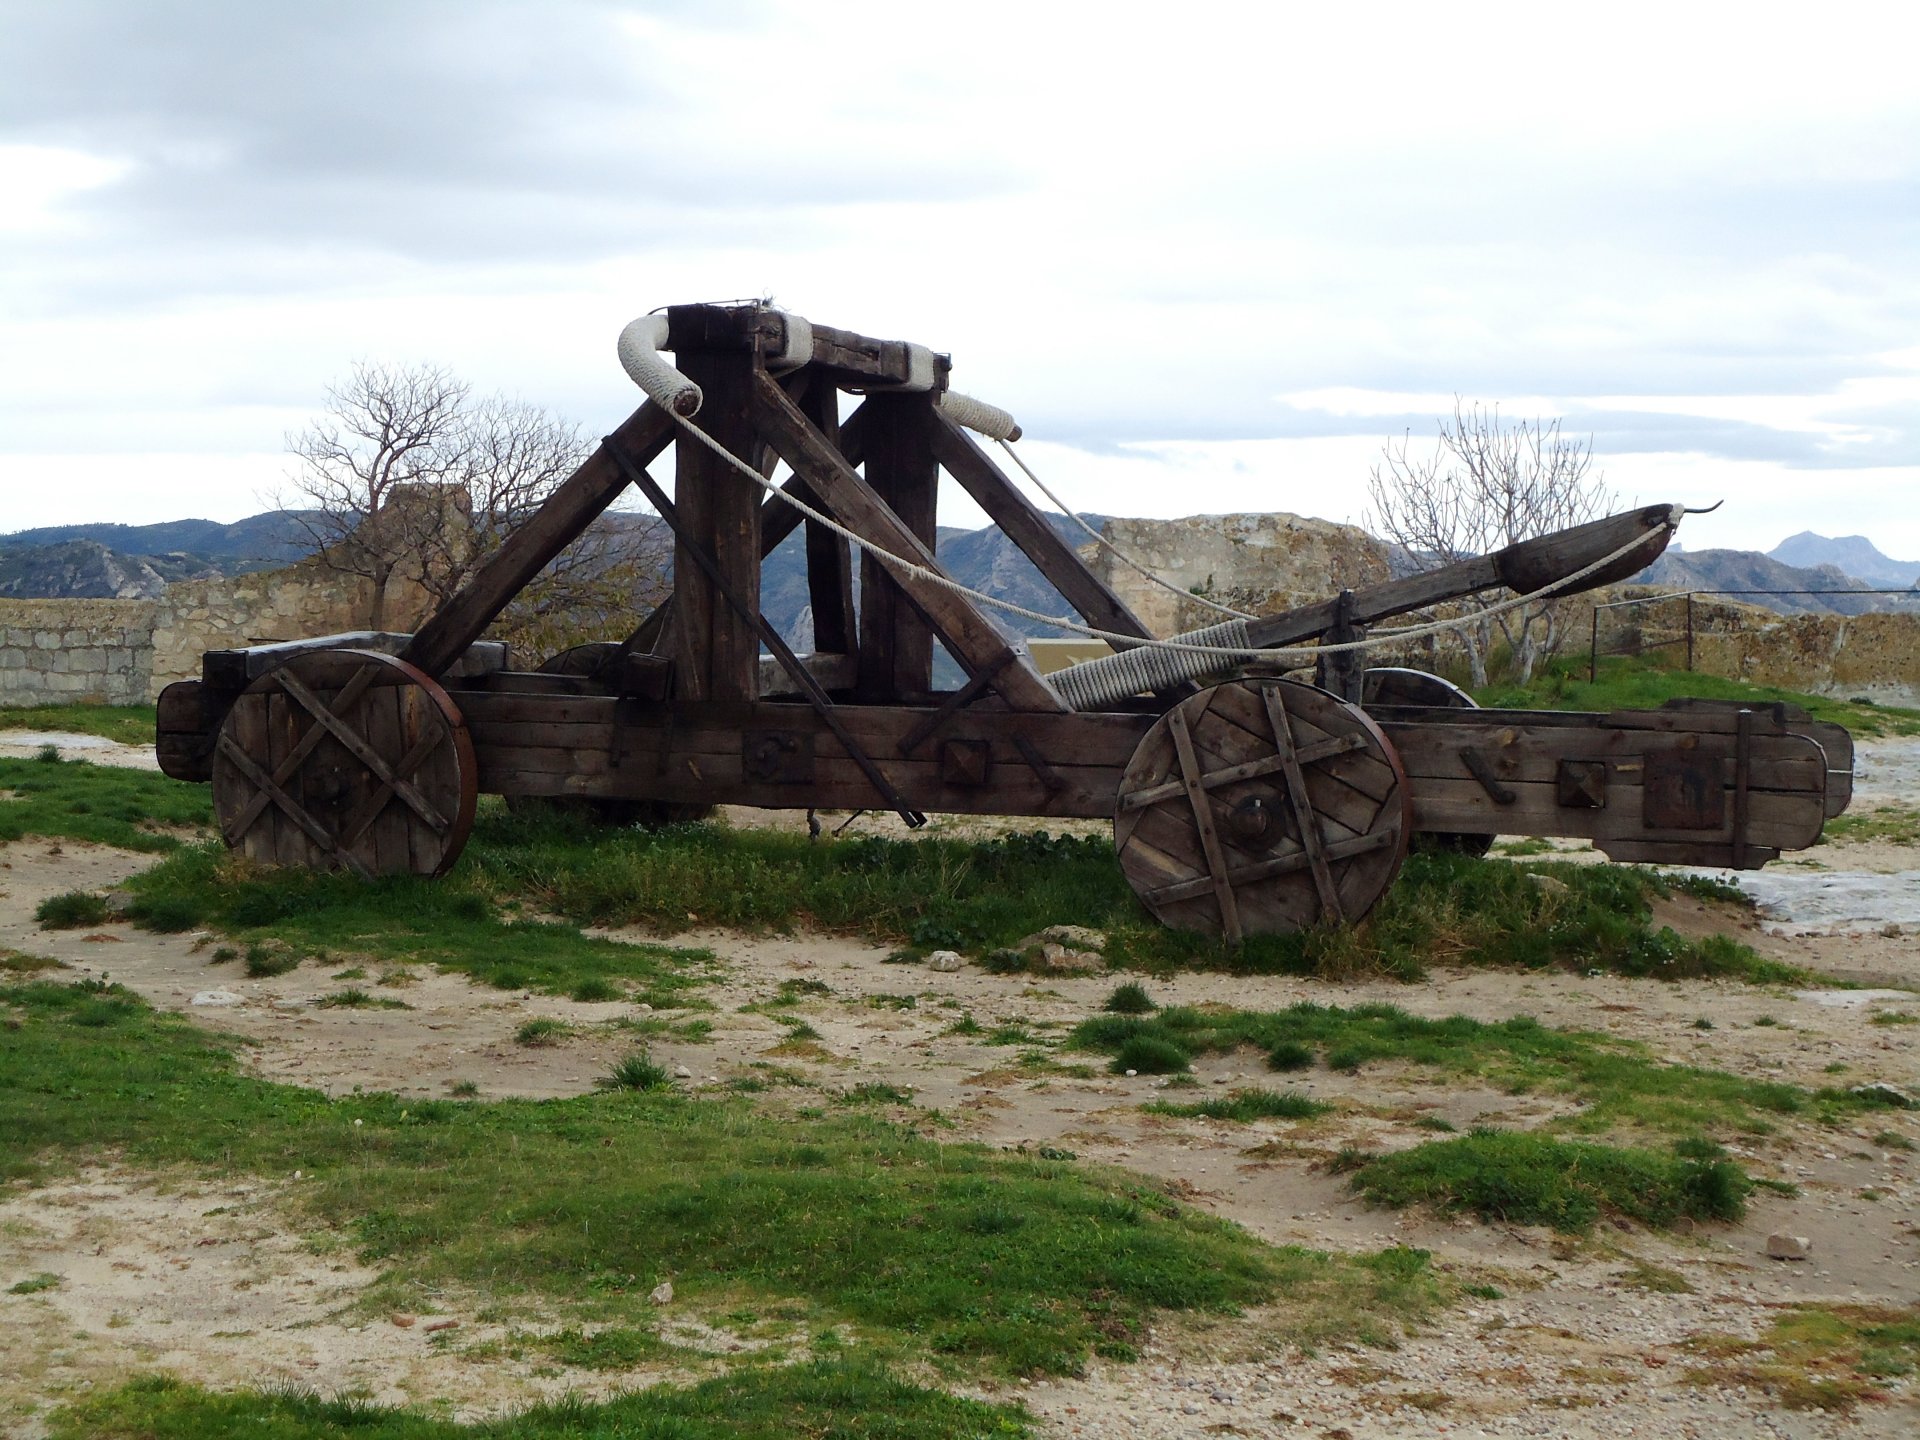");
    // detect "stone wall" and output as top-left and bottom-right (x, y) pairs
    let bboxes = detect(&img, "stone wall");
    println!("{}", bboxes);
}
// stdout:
(147, 556), (434, 694)
(1090, 512), (1391, 637)
(0, 598), (157, 706)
